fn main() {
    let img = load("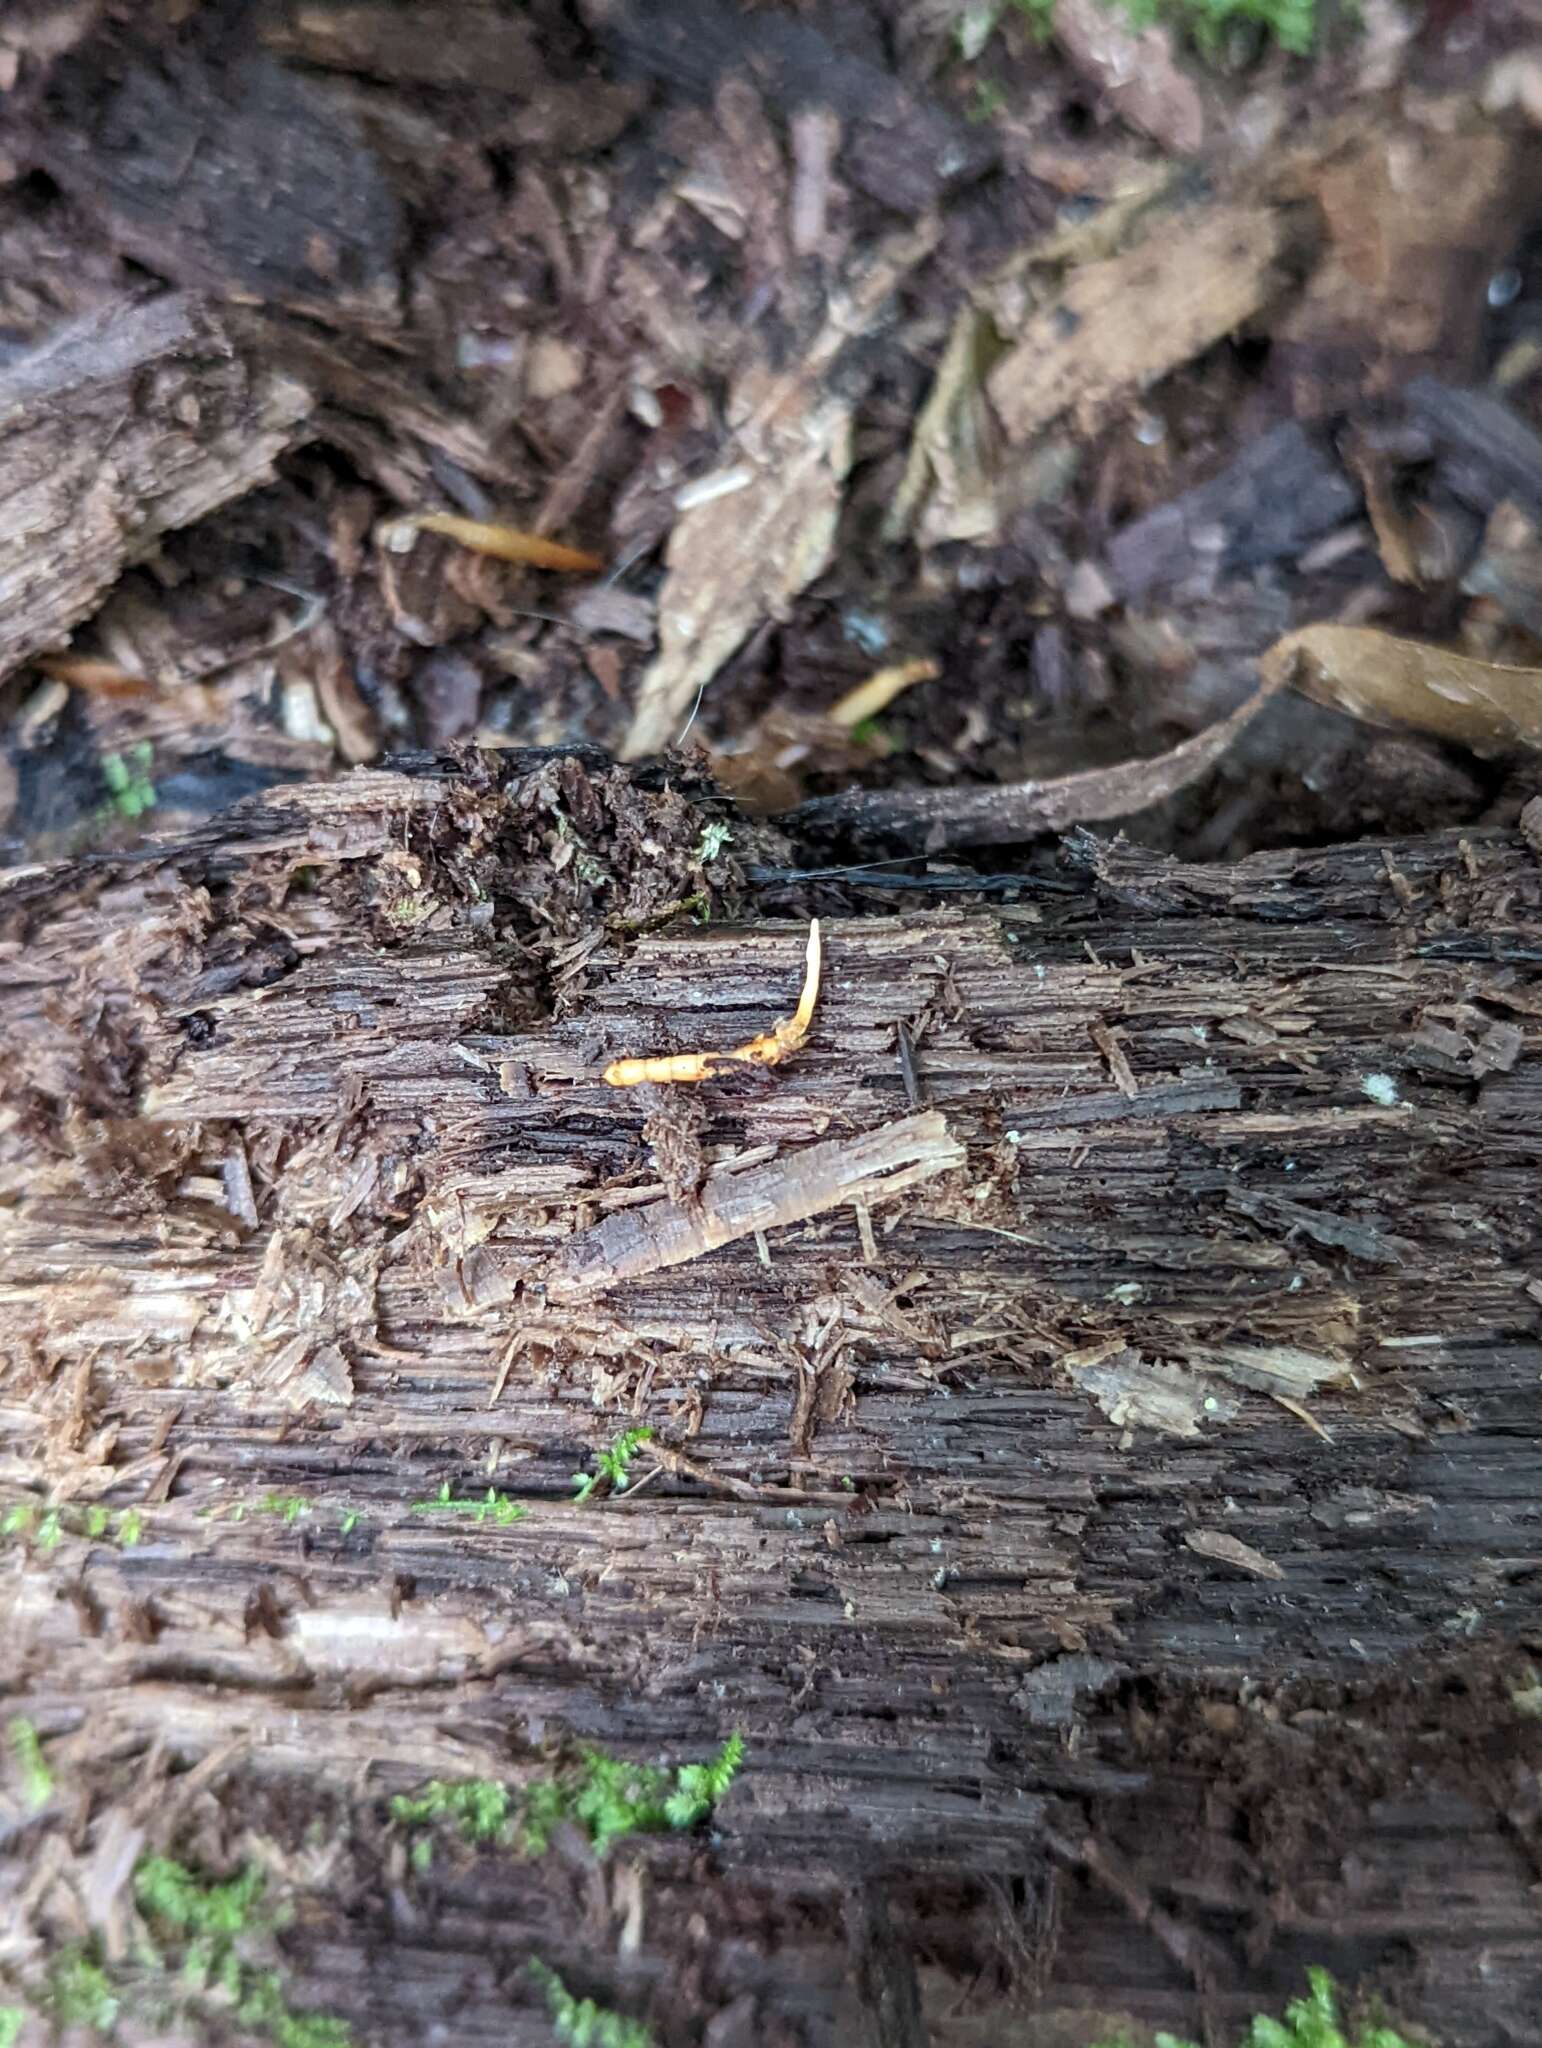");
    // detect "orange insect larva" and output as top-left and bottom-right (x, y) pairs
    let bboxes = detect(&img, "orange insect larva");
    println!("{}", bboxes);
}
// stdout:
(602, 921), (822, 1088)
